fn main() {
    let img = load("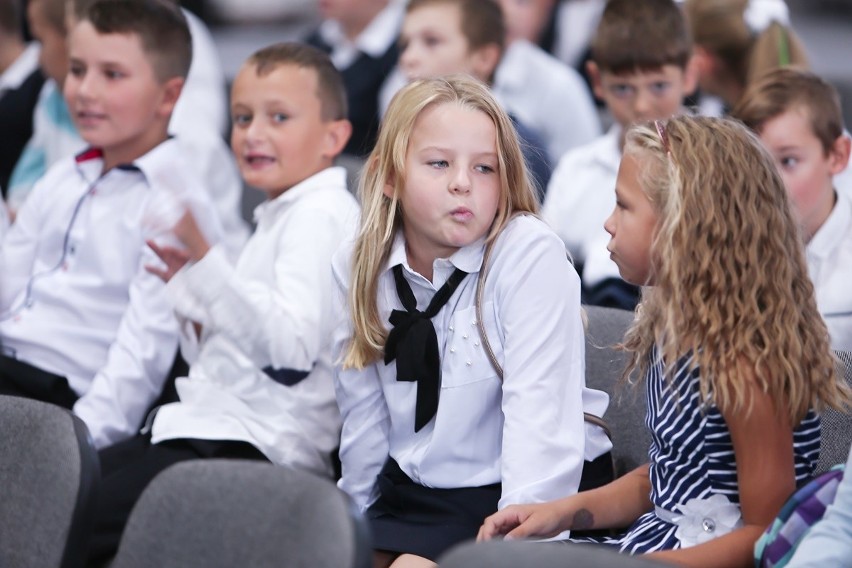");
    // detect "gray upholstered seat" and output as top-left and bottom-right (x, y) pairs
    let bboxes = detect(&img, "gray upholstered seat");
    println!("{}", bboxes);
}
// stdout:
(815, 349), (852, 474)
(110, 459), (371, 568)
(0, 395), (100, 568)
(439, 539), (667, 567)
(584, 305), (649, 477)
